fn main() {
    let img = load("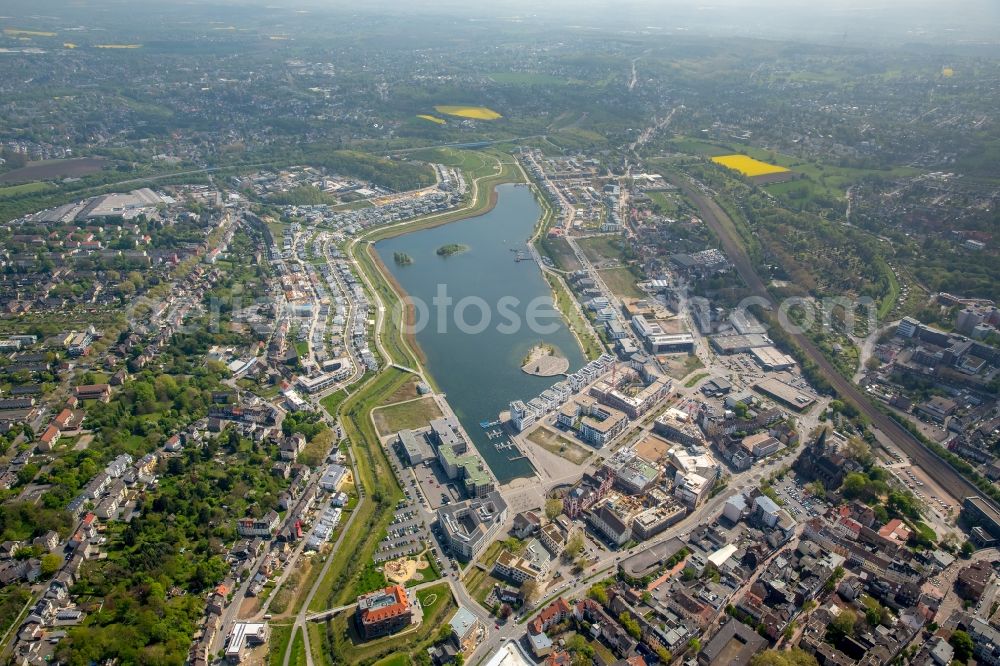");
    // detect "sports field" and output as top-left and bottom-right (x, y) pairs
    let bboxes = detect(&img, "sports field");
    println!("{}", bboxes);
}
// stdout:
(433, 105), (502, 120)
(711, 154), (790, 177)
